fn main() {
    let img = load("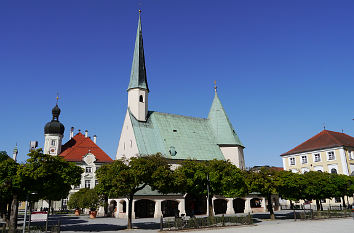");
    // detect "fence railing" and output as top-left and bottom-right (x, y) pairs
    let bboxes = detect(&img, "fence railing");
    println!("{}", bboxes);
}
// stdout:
(294, 209), (351, 220)
(161, 214), (253, 231)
